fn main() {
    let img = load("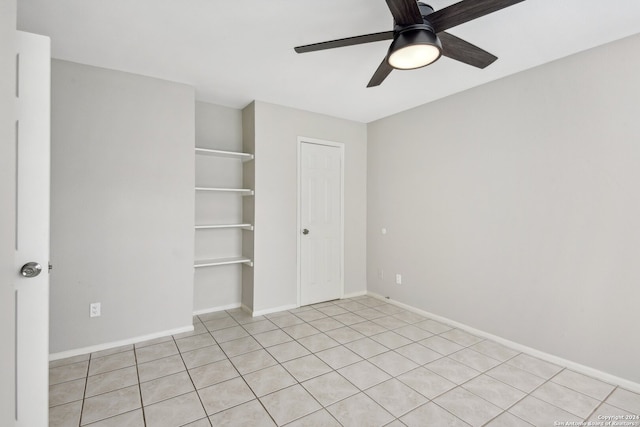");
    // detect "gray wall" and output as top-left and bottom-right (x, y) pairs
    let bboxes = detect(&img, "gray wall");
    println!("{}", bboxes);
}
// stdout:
(0, 0), (17, 422)
(367, 34), (640, 383)
(194, 101), (245, 311)
(253, 101), (367, 312)
(50, 60), (195, 353)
